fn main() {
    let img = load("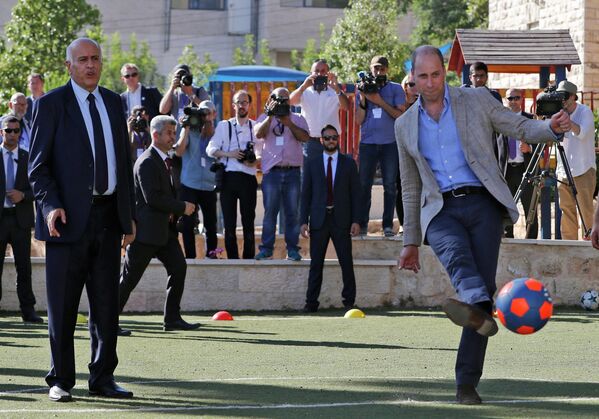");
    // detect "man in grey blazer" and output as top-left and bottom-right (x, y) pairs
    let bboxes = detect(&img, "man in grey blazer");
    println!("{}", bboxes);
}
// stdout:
(396, 46), (571, 404)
